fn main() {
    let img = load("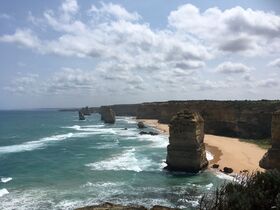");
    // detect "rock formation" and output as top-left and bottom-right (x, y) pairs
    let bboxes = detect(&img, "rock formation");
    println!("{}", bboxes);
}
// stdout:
(79, 111), (85, 120)
(259, 110), (280, 170)
(100, 106), (116, 124)
(136, 100), (280, 139)
(80, 106), (91, 115)
(75, 202), (179, 210)
(166, 110), (208, 172)
(137, 121), (146, 129)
